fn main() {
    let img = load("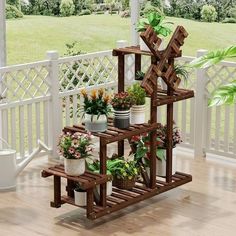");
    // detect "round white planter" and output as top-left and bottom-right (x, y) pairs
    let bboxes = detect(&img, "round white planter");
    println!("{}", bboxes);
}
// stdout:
(0, 148), (17, 190)
(74, 190), (87, 206)
(64, 158), (85, 176)
(146, 148), (177, 177)
(96, 181), (113, 196)
(84, 113), (107, 132)
(130, 105), (146, 124)
(140, 37), (150, 51)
